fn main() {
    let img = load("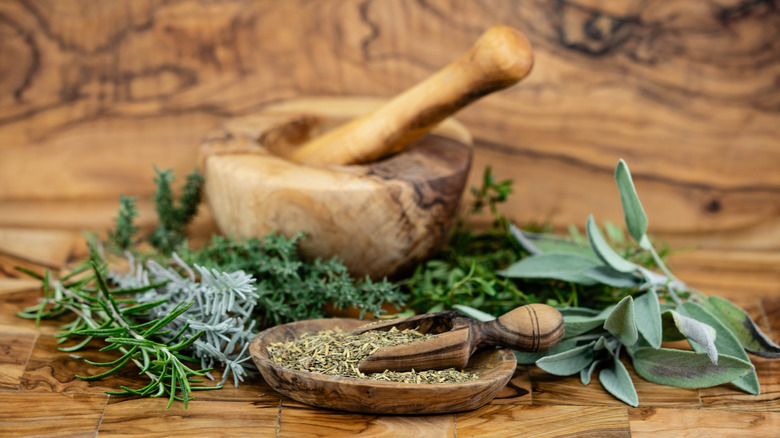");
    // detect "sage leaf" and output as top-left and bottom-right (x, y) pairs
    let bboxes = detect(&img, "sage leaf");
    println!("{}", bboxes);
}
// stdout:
(514, 338), (578, 365)
(665, 309), (718, 364)
(587, 215), (639, 274)
(581, 359), (603, 385)
(583, 266), (641, 288)
(558, 307), (601, 317)
(633, 348), (754, 389)
(634, 290), (663, 349)
(497, 253), (602, 286)
(705, 296), (780, 358)
(563, 313), (608, 338)
(453, 304), (495, 322)
(614, 159), (649, 248)
(604, 296), (638, 347)
(599, 355), (639, 407)
(604, 221), (626, 246)
(594, 335), (614, 352)
(661, 311), (687, 342)
(536, 341), (598, 376)
(510, 225), (599, 260)
(679, 302), (761, 395)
